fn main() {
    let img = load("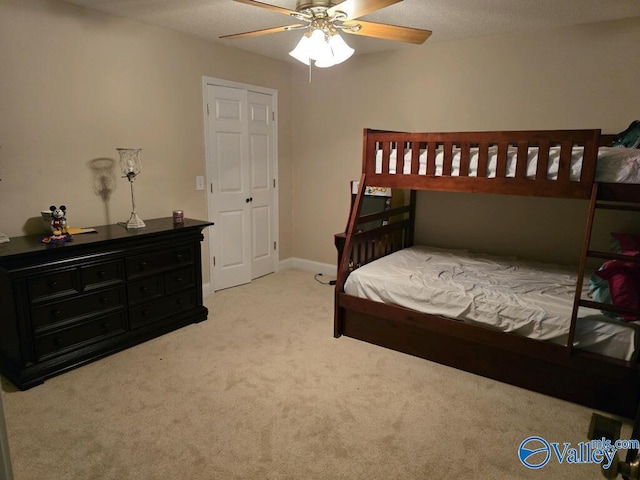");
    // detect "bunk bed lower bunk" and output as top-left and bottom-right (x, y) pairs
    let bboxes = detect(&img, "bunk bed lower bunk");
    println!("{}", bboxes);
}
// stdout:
(334, 128), (640, 418)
